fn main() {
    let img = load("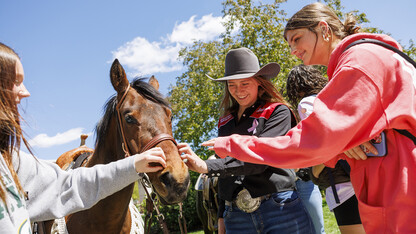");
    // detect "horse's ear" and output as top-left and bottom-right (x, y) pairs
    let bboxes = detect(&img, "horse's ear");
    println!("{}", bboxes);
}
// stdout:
(110, 59), (130, 94)
(148, 75), (159, 91)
